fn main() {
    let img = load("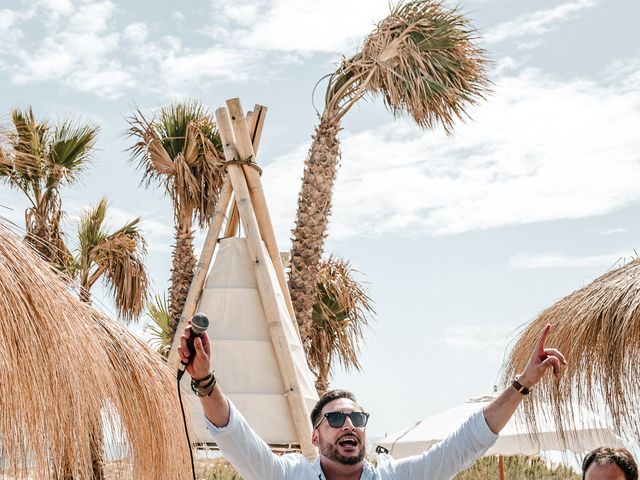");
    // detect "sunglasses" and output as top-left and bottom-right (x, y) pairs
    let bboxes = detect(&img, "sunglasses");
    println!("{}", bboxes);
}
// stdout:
(314, 411), (370, 429)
